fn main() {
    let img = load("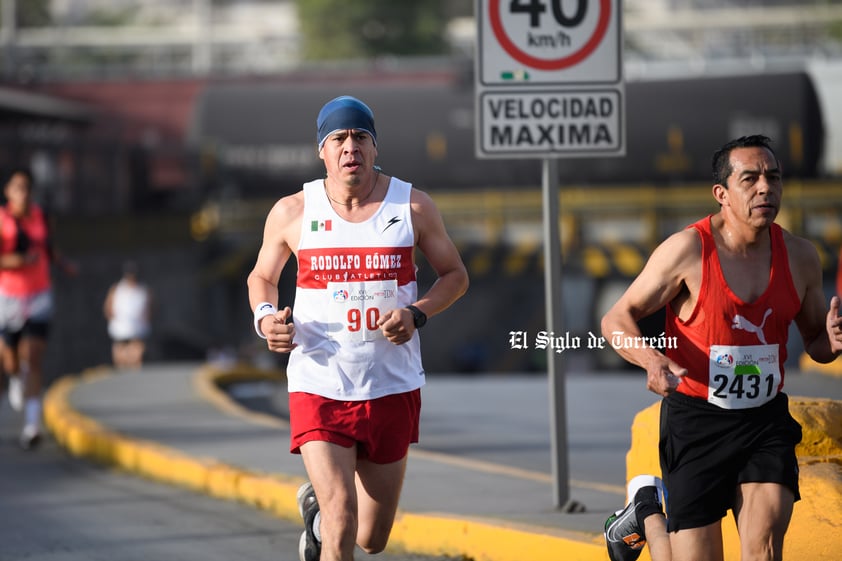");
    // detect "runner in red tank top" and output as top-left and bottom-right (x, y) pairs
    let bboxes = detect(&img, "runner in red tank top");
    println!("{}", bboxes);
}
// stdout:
(0, 168), (76, 450)
(665, 216), (801, 407)
(600, 135), (842, 561)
